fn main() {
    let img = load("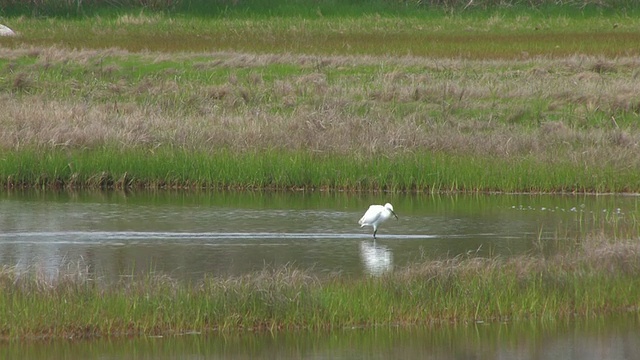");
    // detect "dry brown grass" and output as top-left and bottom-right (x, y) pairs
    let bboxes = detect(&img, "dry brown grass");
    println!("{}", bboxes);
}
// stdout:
(0, 47), (639, 170)
(395, 231), (640, 287)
